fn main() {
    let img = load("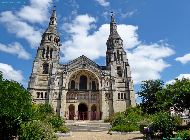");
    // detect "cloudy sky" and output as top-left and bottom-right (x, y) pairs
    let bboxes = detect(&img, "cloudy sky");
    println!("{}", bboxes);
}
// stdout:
(0, 0), (190, 102)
